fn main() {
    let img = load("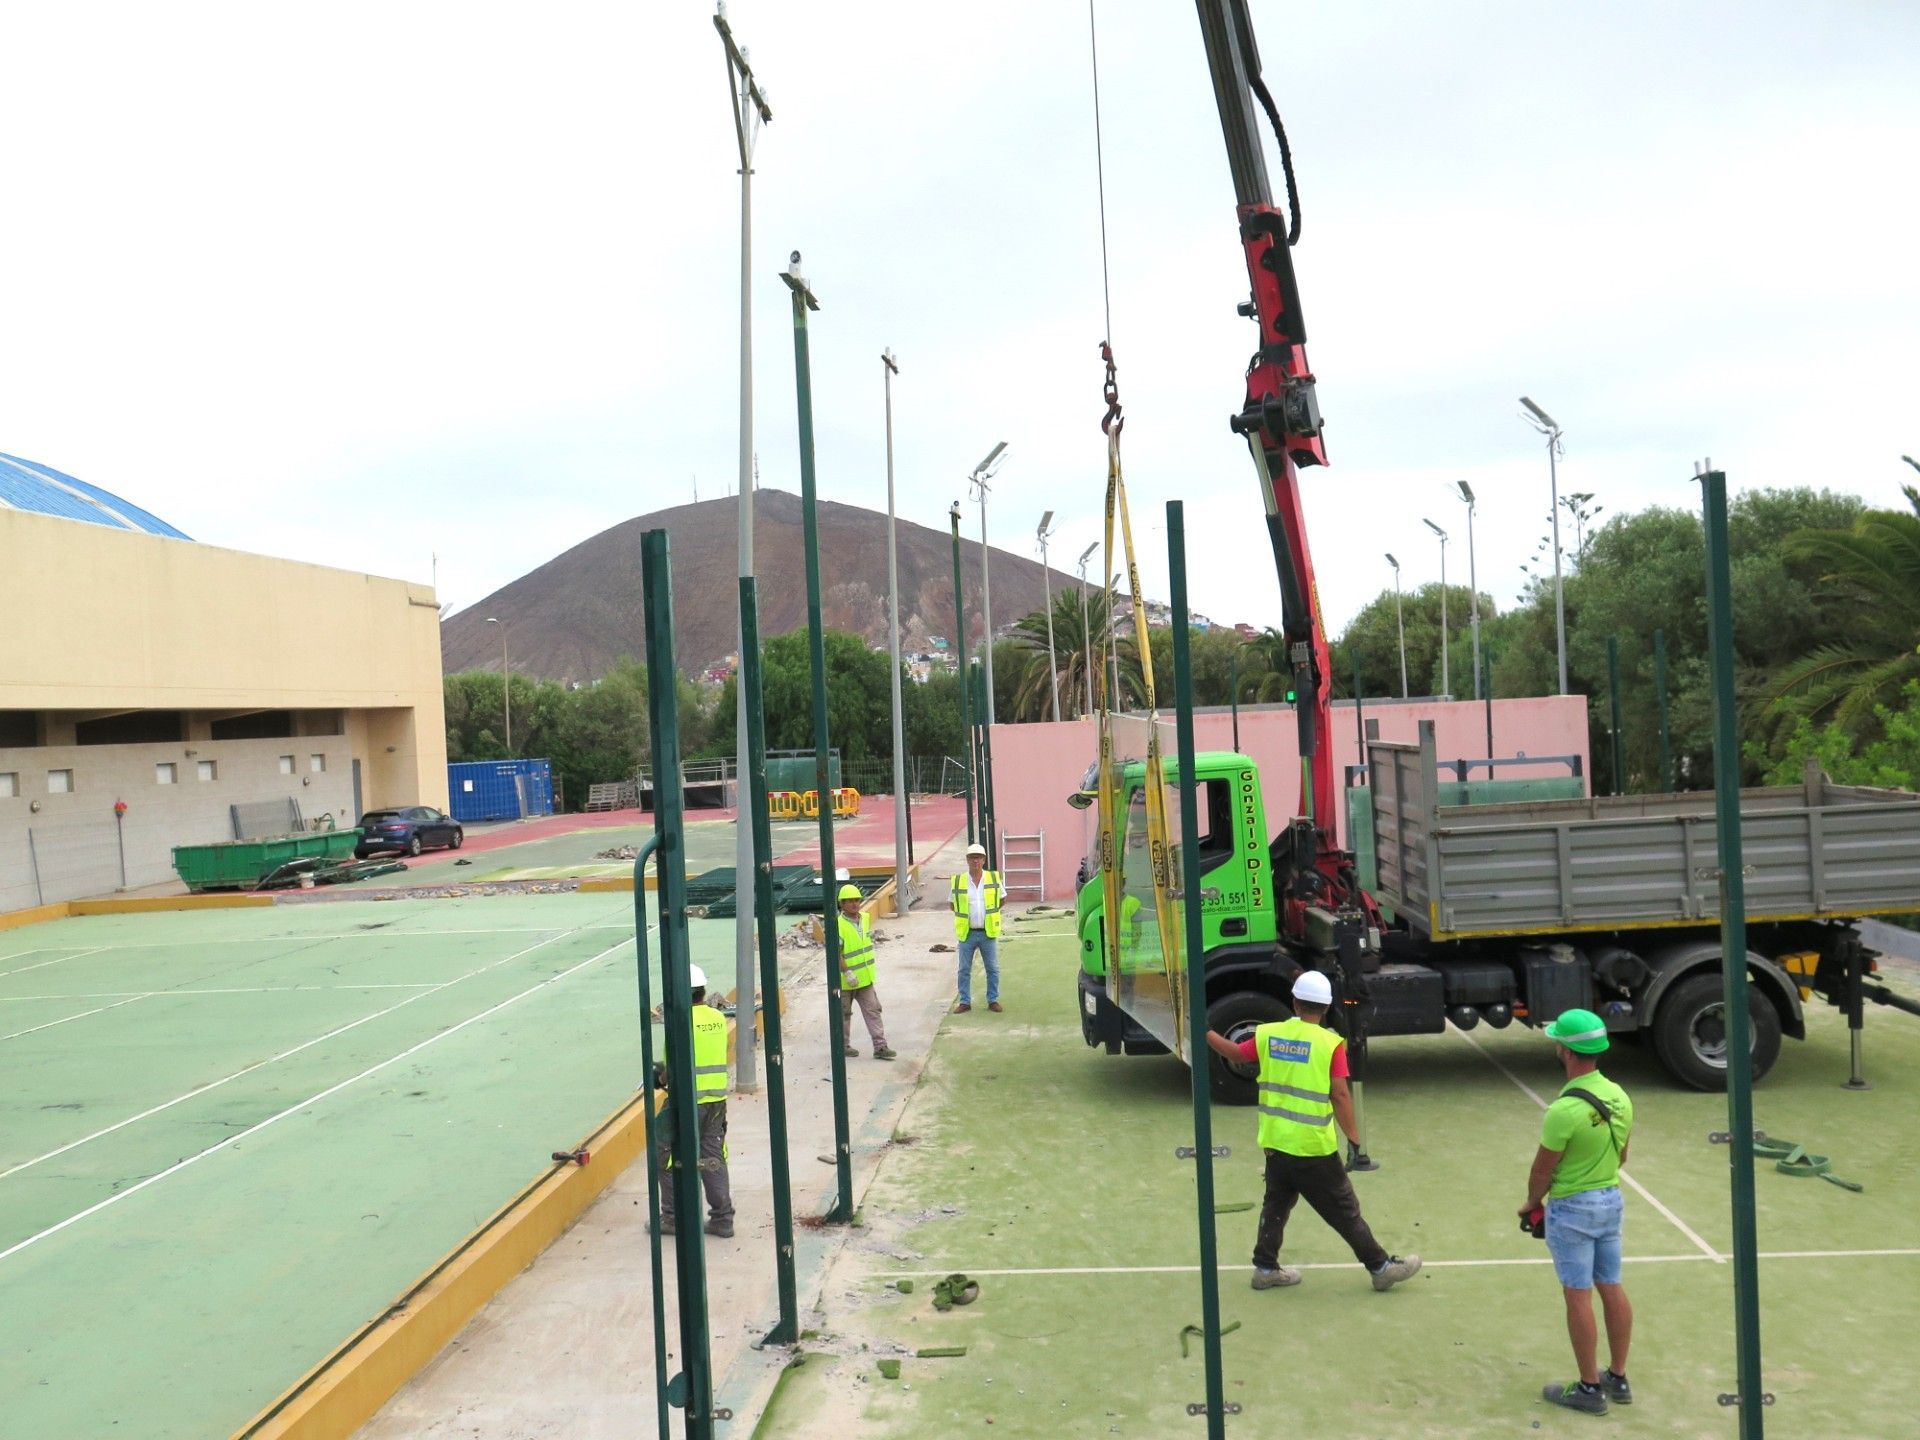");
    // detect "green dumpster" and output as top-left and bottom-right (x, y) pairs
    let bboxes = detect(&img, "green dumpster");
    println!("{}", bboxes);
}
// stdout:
(172, 831), (362, 892)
